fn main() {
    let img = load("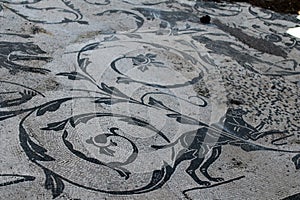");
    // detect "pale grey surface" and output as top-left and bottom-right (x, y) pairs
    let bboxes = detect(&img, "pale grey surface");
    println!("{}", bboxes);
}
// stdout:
(0, 0), (299, 199)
